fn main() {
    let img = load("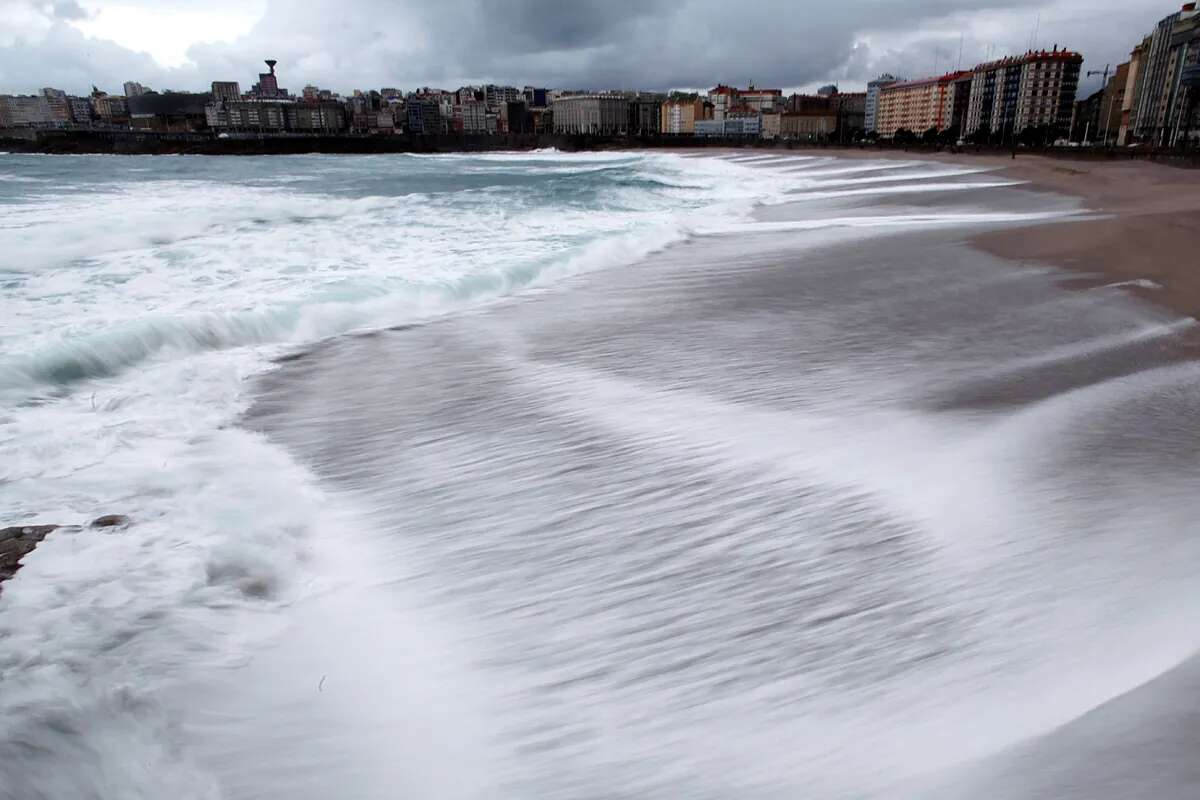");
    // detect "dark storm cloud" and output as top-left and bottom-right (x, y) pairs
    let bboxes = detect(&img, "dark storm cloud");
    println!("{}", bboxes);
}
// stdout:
(0, 0), (1175, 95)
(233, 0), (1048, 90)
